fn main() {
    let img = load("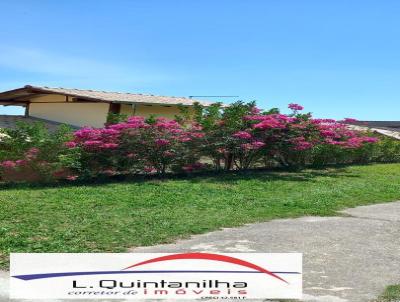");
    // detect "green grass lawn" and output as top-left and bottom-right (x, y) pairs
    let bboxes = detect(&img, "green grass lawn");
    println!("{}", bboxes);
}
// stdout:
(375, 285), (400, 302)
(1, 163), (400, 270)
